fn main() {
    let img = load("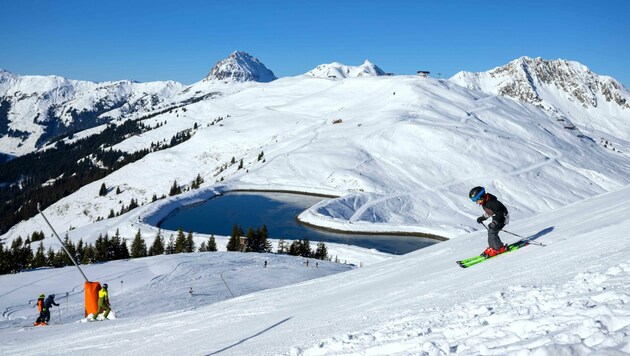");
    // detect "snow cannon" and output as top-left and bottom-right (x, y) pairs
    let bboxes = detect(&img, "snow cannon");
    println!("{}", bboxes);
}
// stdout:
(85, 282), (101, 317)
